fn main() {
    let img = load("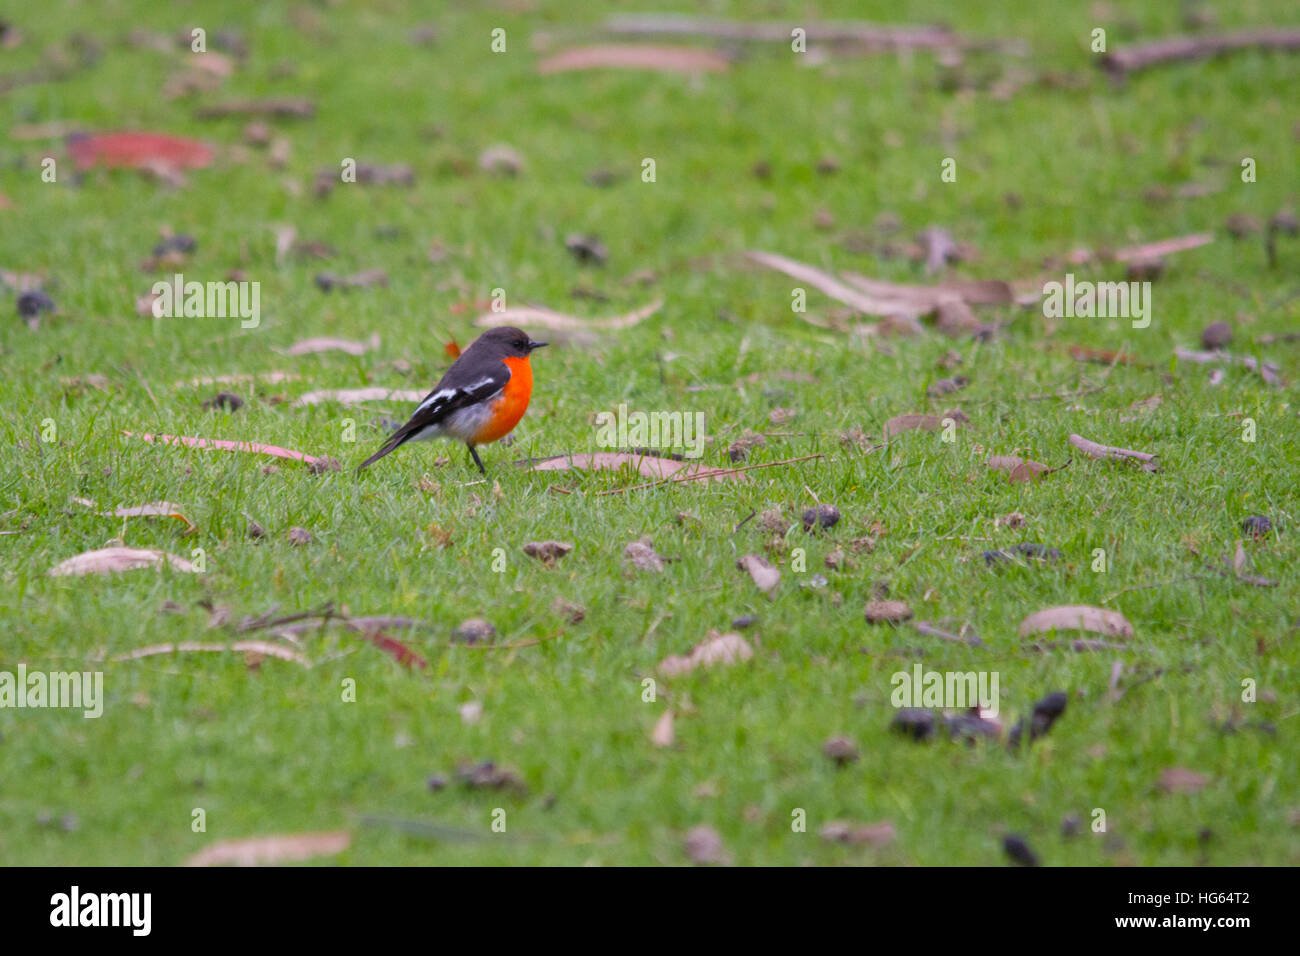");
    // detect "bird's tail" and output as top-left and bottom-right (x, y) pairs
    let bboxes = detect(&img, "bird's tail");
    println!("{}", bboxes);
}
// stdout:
(356, 431), (410, 472)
